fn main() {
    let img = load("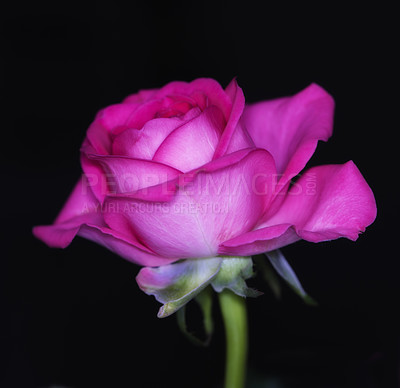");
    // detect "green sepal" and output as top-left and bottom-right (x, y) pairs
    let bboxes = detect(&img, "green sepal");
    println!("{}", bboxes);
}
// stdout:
(137, 257), (222, 318)
(265, 250), (317, 306)
(176, 286), (214, 346)
(195, 285), (214, 338)
(211, 256), (262, 297)
(253, 254), (282, 299)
